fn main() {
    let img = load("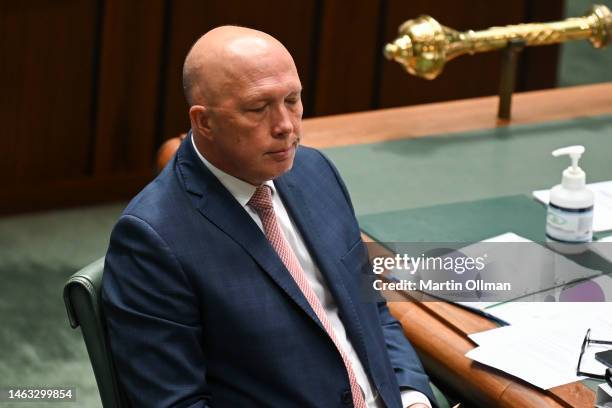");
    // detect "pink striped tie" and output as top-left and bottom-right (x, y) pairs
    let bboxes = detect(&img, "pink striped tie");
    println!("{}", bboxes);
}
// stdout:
(248, 185), (367, 408)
